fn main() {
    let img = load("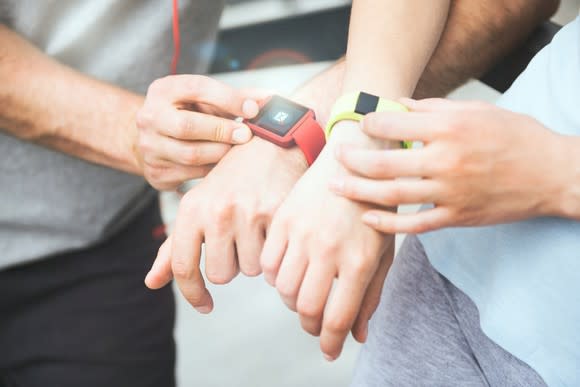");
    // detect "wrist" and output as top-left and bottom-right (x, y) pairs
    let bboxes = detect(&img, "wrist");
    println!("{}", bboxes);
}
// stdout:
(327, 120), (400, 150)
(126, 97), (146, 175)
(244, 136), (309, 172)
(549, 134), (580, 219)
